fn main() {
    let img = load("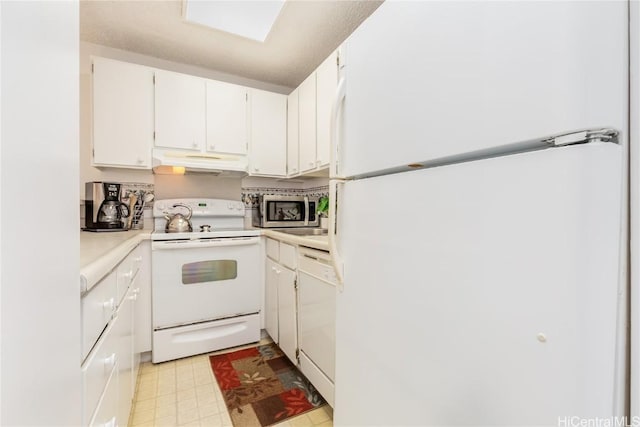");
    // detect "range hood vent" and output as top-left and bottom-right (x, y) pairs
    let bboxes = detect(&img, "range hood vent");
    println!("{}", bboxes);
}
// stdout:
(152, 149), (248, 177)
